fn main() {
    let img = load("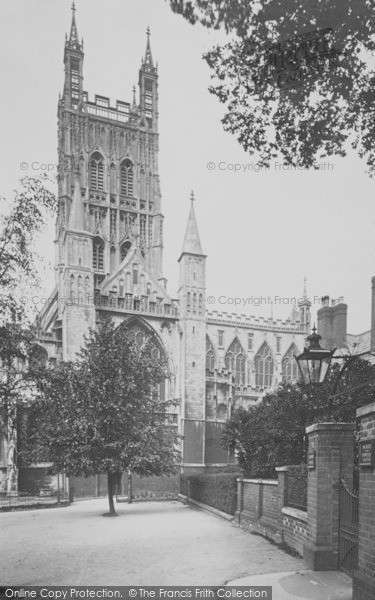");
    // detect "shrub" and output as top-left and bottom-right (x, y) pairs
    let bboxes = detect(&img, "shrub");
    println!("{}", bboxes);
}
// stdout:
(180, 472), (242, 515)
